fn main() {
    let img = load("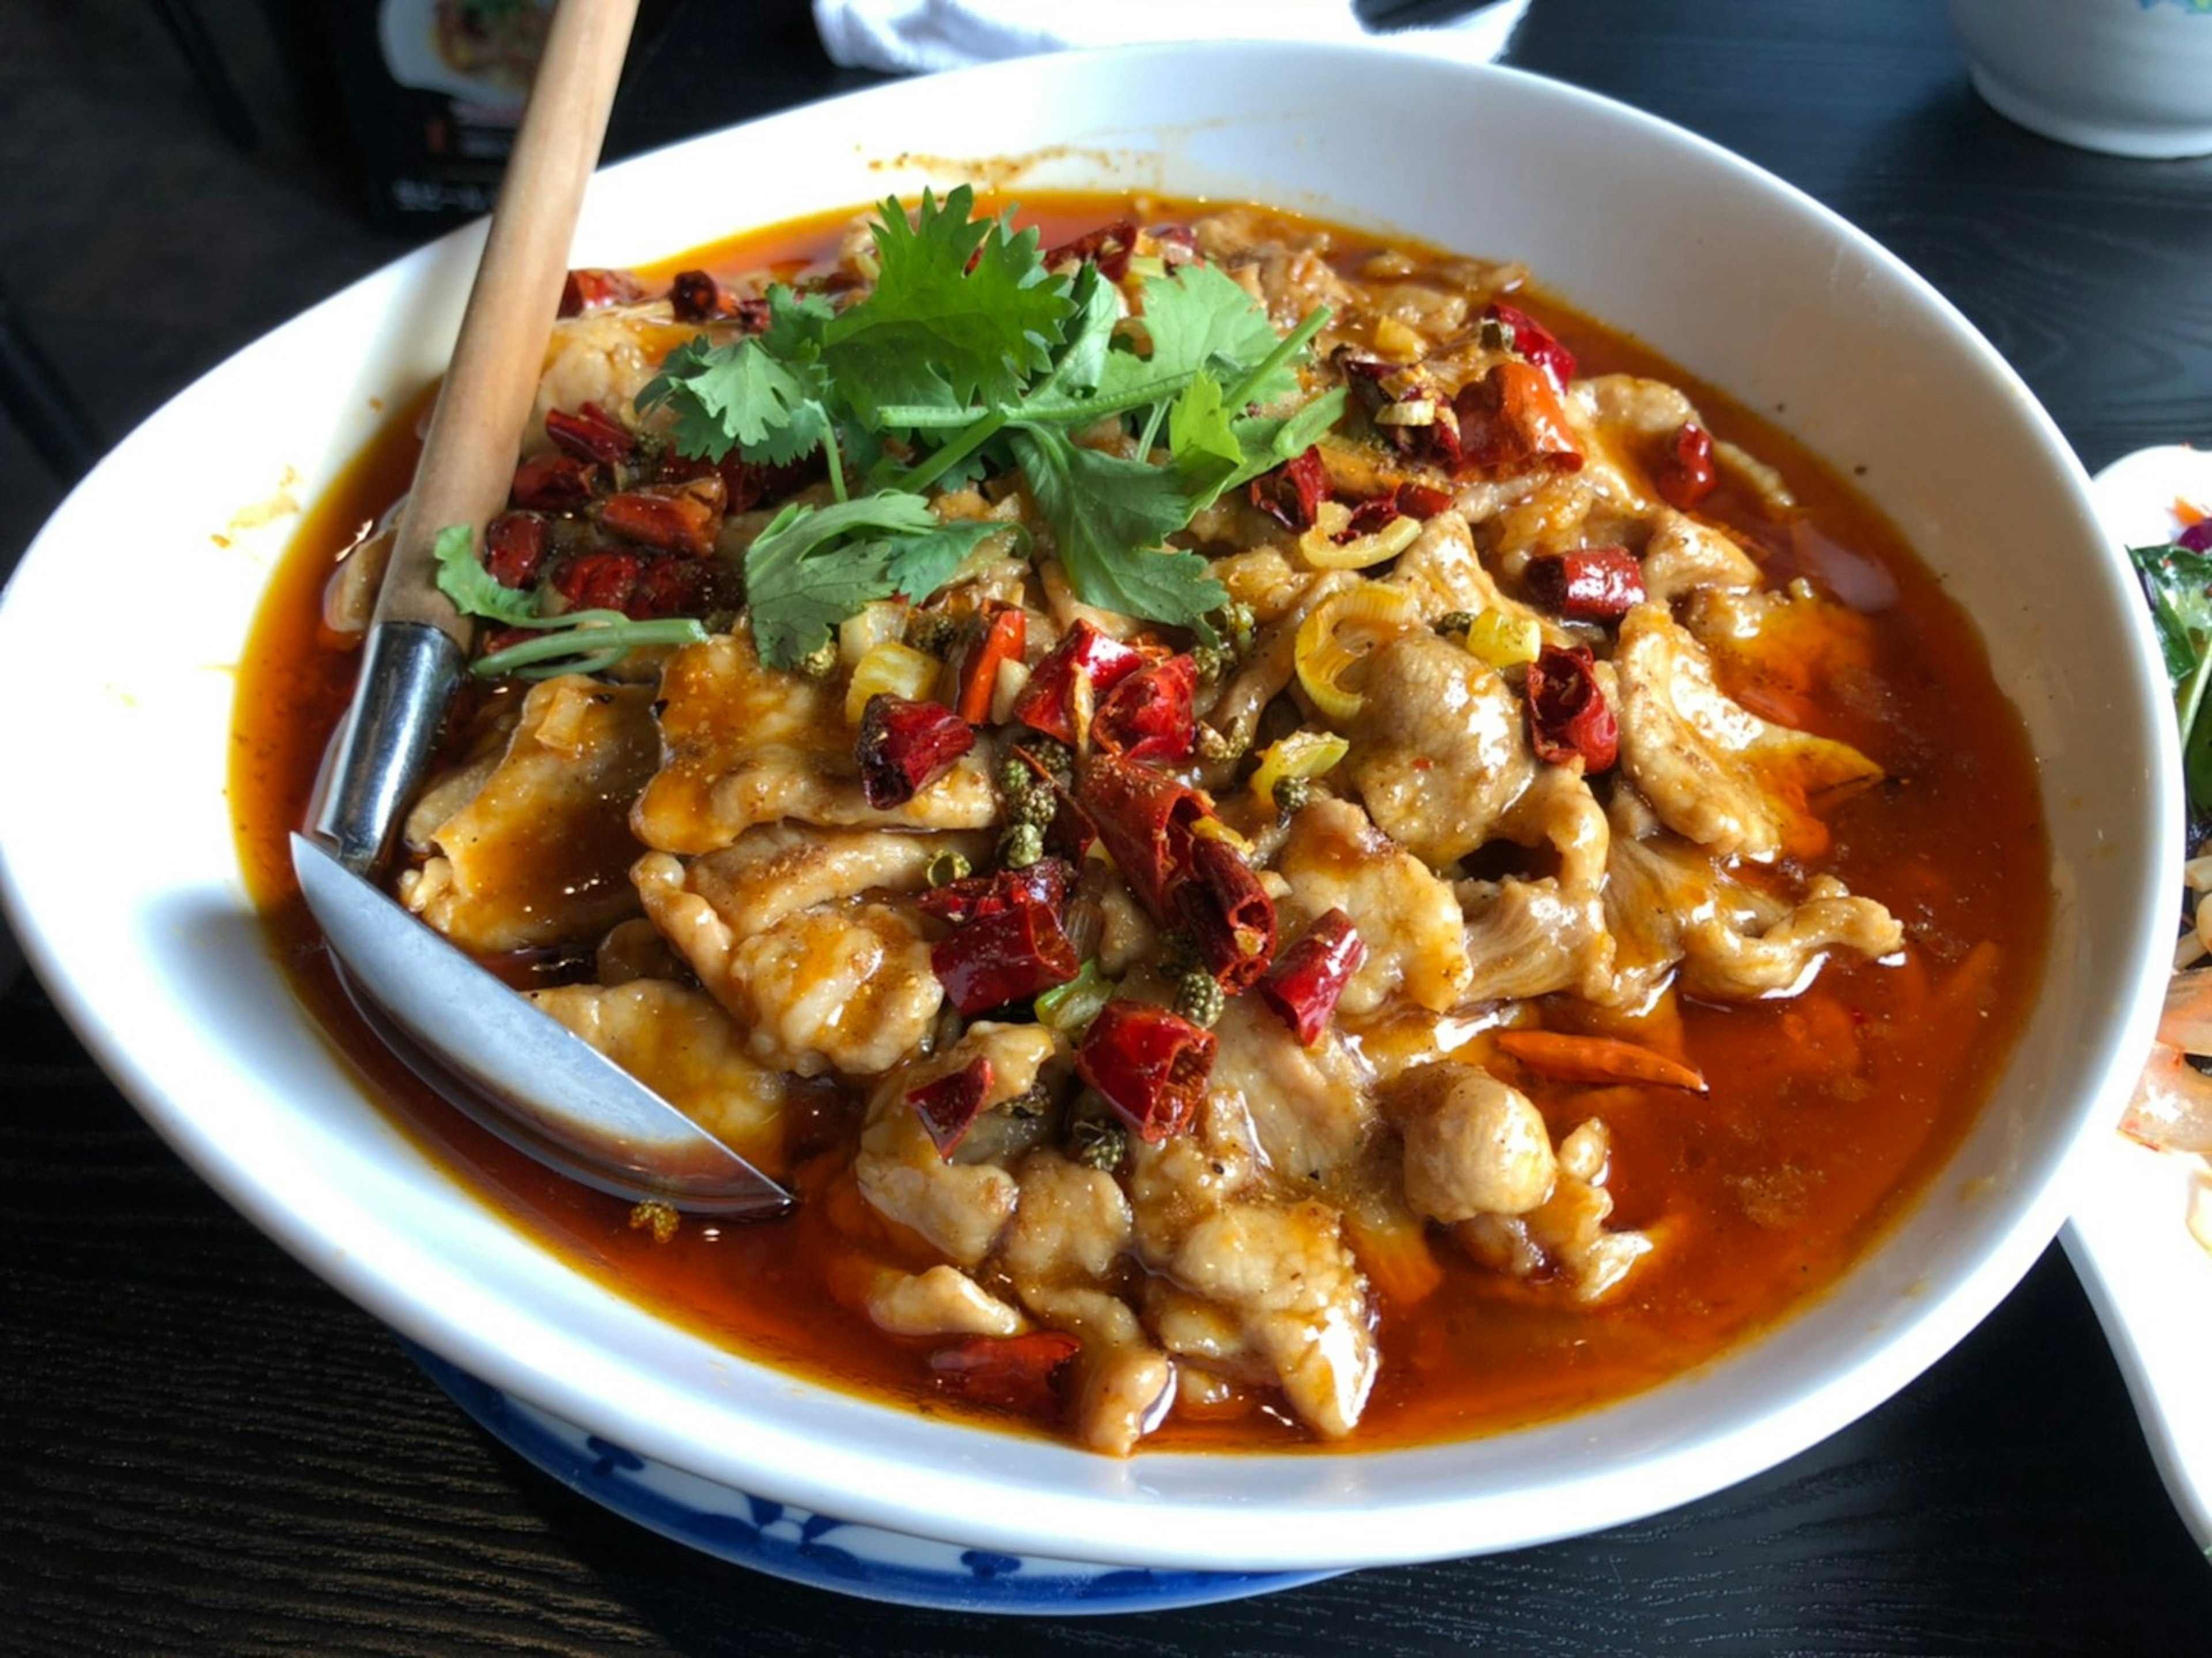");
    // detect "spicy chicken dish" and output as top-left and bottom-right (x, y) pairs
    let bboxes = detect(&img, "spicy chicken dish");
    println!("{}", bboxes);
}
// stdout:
(237, 190), (2048, 1456)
